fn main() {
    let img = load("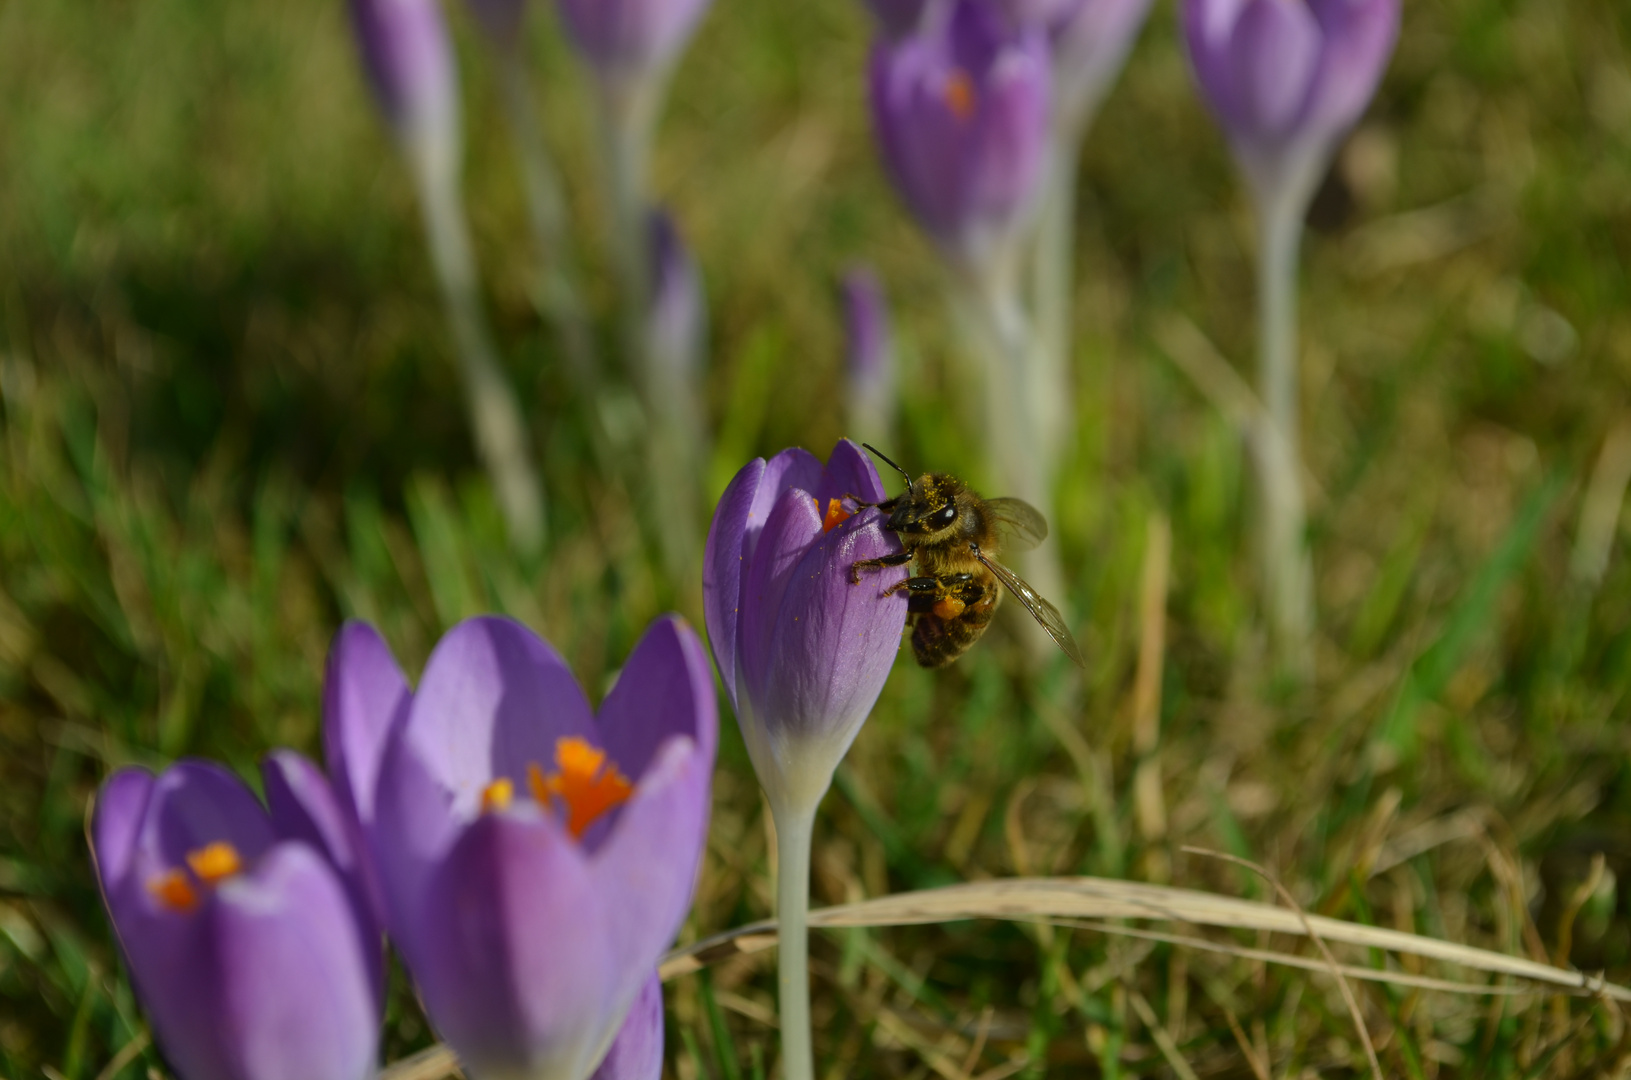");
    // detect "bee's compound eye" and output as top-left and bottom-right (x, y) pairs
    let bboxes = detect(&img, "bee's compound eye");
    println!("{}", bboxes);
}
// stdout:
(929, 505), (958, 529)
